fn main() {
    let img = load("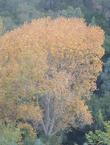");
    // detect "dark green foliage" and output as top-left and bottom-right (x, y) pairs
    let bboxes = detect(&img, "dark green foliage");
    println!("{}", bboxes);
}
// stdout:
(86, 122), (110, 145)
(88, 94), (110, 129)
(57, 7), (84, 18)
(104, 35), (110, 54)
(100, 58), (110, 94)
